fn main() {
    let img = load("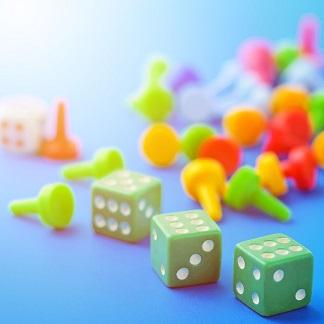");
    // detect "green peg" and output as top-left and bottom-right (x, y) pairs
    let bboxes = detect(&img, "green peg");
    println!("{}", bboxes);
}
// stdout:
(274, 43), (299, 72)
(9, 183), (75, 229)
(310, 91), (324, 133)
(131, 58), (174, 122)
(61, 148), (124, 180)
(225, 166), (291, 222)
